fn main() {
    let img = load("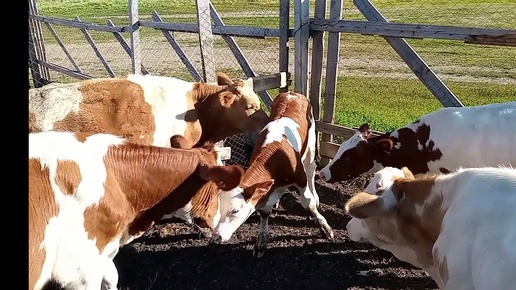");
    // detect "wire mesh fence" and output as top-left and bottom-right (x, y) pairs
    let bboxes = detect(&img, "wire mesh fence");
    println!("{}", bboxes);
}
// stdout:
(29, 0), (515, 164)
